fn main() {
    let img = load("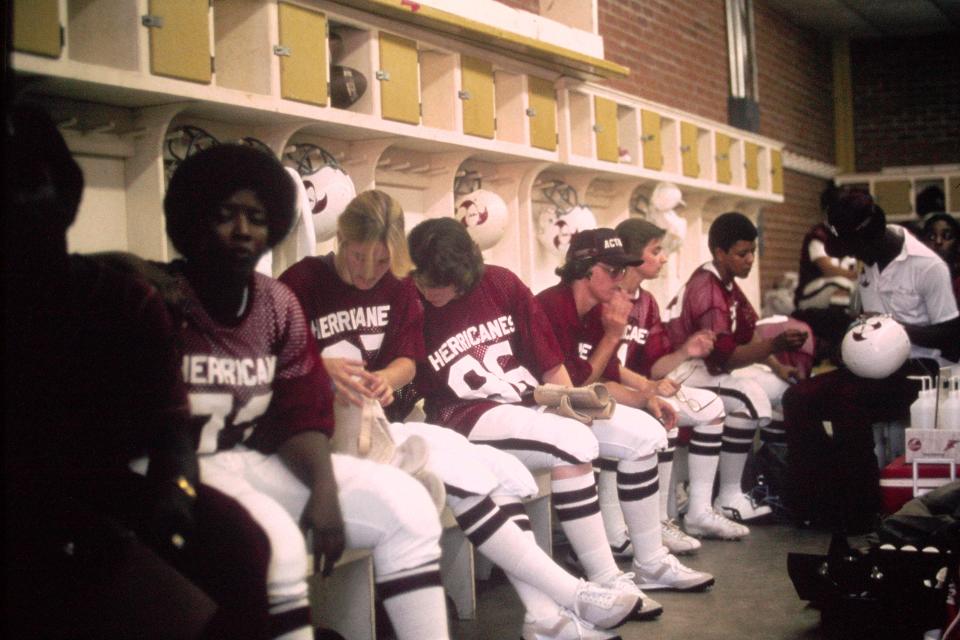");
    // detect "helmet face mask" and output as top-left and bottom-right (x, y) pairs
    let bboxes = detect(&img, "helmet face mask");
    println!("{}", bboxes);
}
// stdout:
(282, 144), (356, 242)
